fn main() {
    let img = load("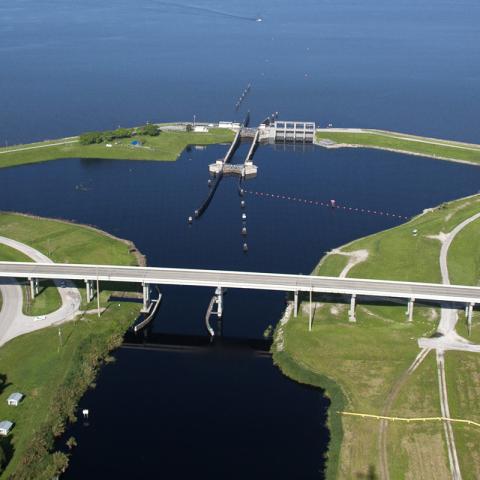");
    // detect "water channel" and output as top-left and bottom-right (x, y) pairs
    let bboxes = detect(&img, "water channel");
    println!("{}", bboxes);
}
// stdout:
(1, 143), (480, 477)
